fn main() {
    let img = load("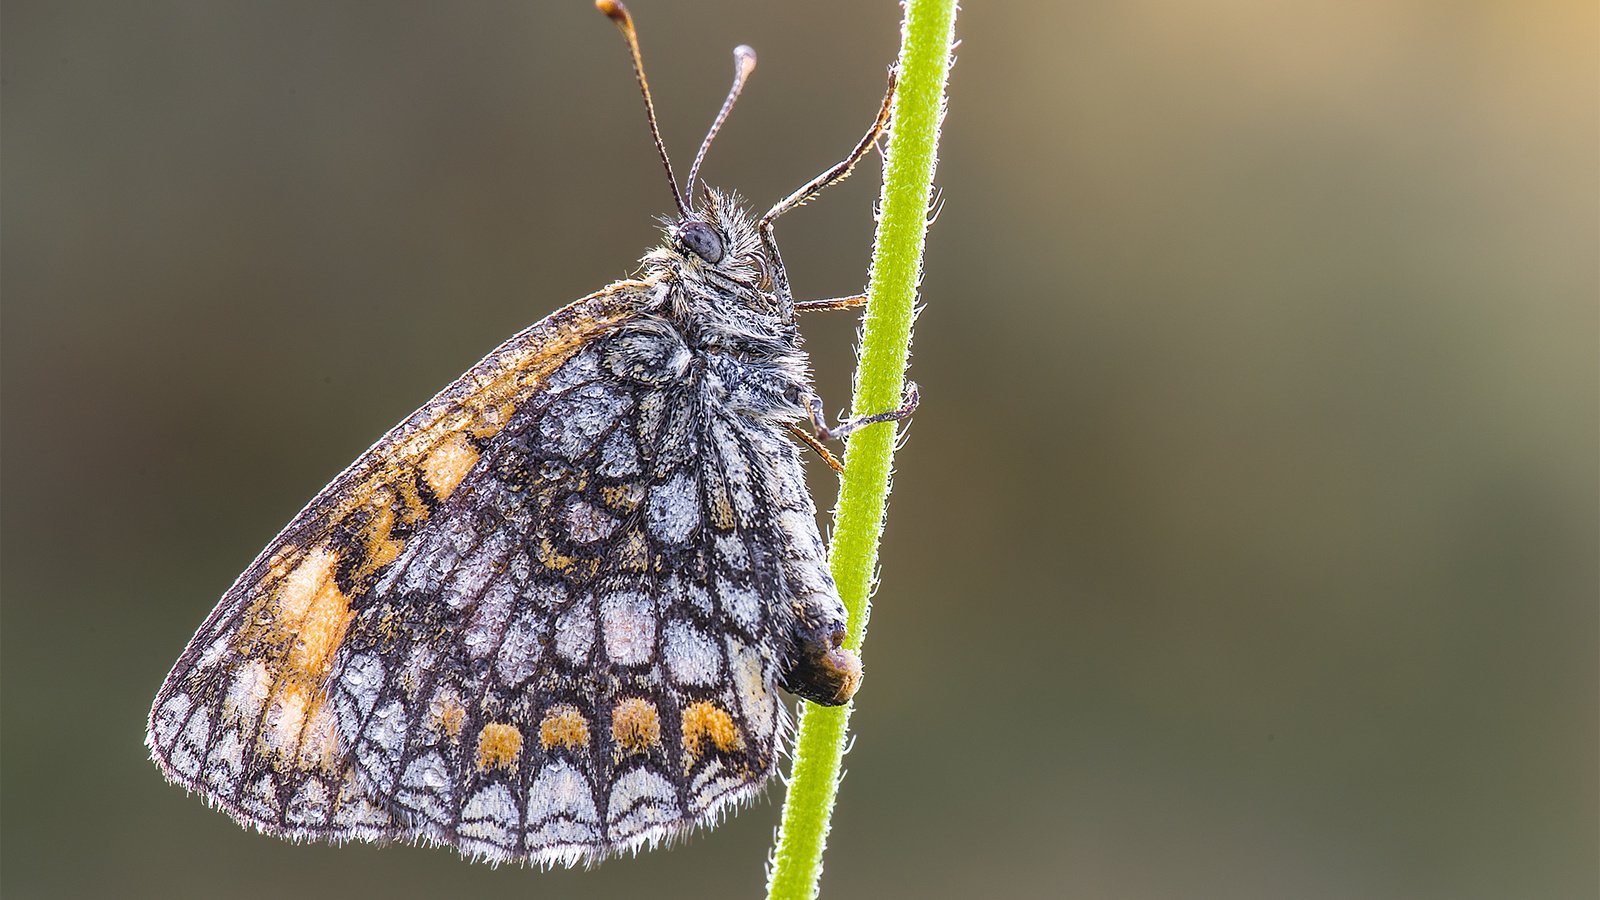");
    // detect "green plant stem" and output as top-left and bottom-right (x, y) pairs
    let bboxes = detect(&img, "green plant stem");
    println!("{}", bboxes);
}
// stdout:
(765, 1), (957, 897)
